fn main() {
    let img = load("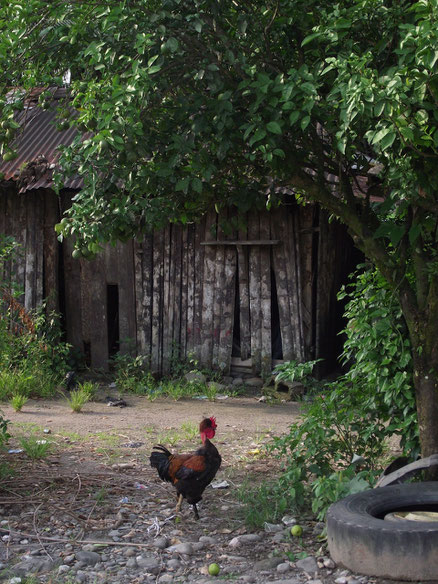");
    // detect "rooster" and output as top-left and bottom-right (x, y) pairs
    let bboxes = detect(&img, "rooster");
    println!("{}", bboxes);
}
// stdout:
(149, 417), (221, 519)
